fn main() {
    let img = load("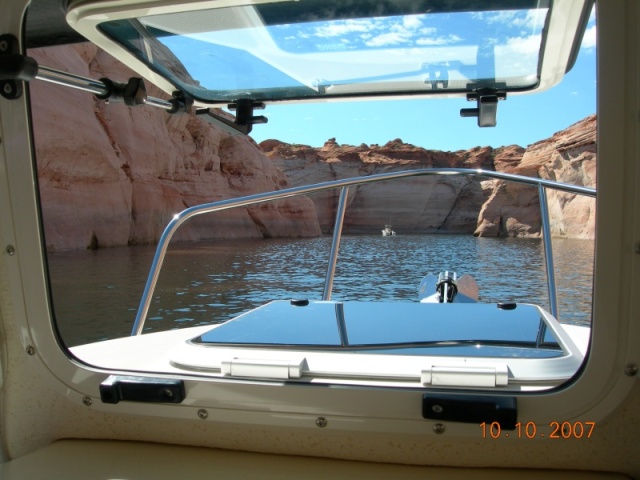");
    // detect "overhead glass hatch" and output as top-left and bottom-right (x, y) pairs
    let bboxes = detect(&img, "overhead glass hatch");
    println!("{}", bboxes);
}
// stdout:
(79, 0), (554, 104)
